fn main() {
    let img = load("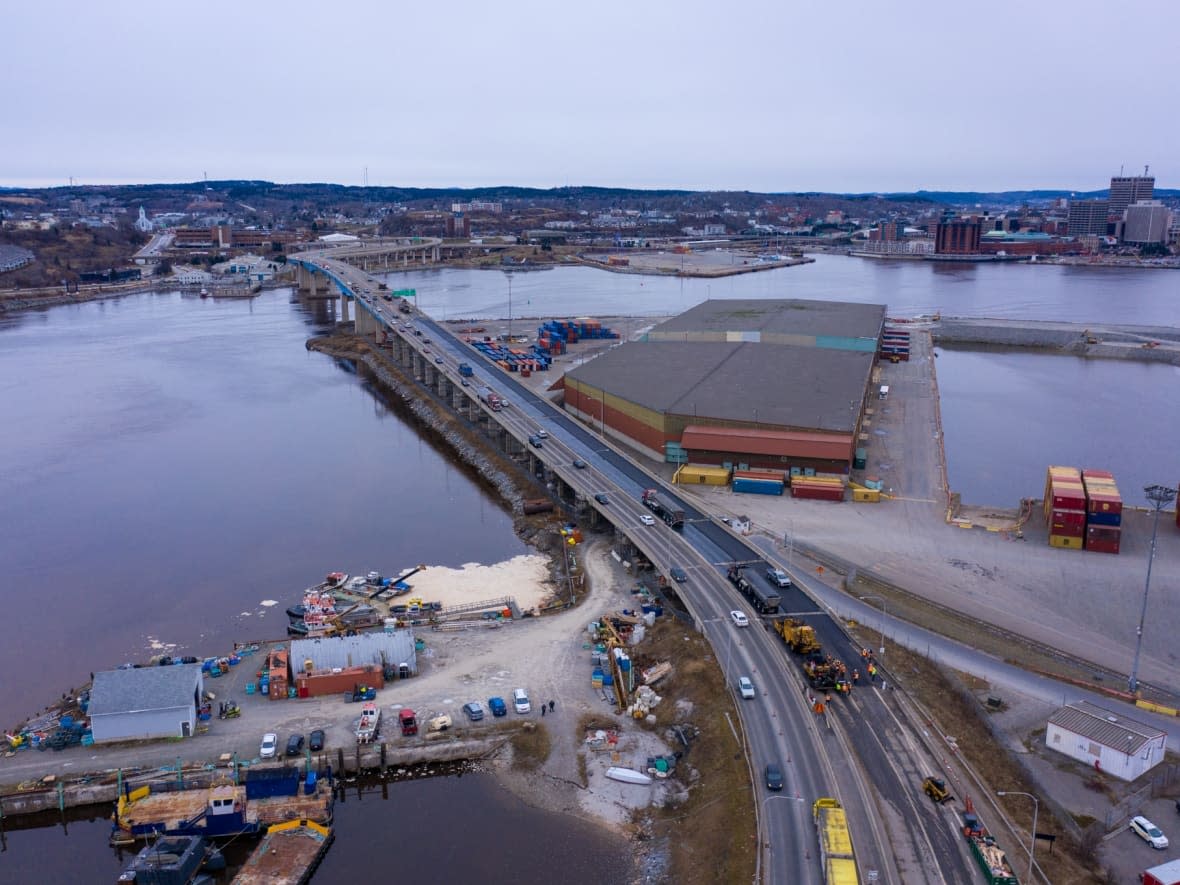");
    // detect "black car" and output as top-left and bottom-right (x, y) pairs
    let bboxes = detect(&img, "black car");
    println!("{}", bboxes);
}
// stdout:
(594, 493), (610, 505)
(669, 566), (688, 583)
(286, 733), (305, 756)
(573, 459), (587, 469)
(528, 435), (543, 448)
(309, 729), (325, 752)
(765, 763), (784, 791)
